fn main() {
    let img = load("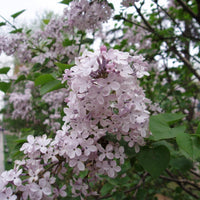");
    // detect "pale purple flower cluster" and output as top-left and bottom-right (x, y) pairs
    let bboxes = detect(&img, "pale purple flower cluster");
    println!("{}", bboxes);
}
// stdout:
(42, 89), (69, 132)
(0, 18), (79, 66)
(58, 46), (149, 193)
(0, 47), (150, 198)
(121, 0), (139, 7)
(65, 0), (112, 30)
(0, 134), (67, 200)
(123, 25), (151, 51)
(9, 82), (35, 121)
